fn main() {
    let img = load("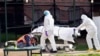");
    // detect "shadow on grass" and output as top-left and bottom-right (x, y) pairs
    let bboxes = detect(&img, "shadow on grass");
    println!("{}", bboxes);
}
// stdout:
(75, 44), (88, 51)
